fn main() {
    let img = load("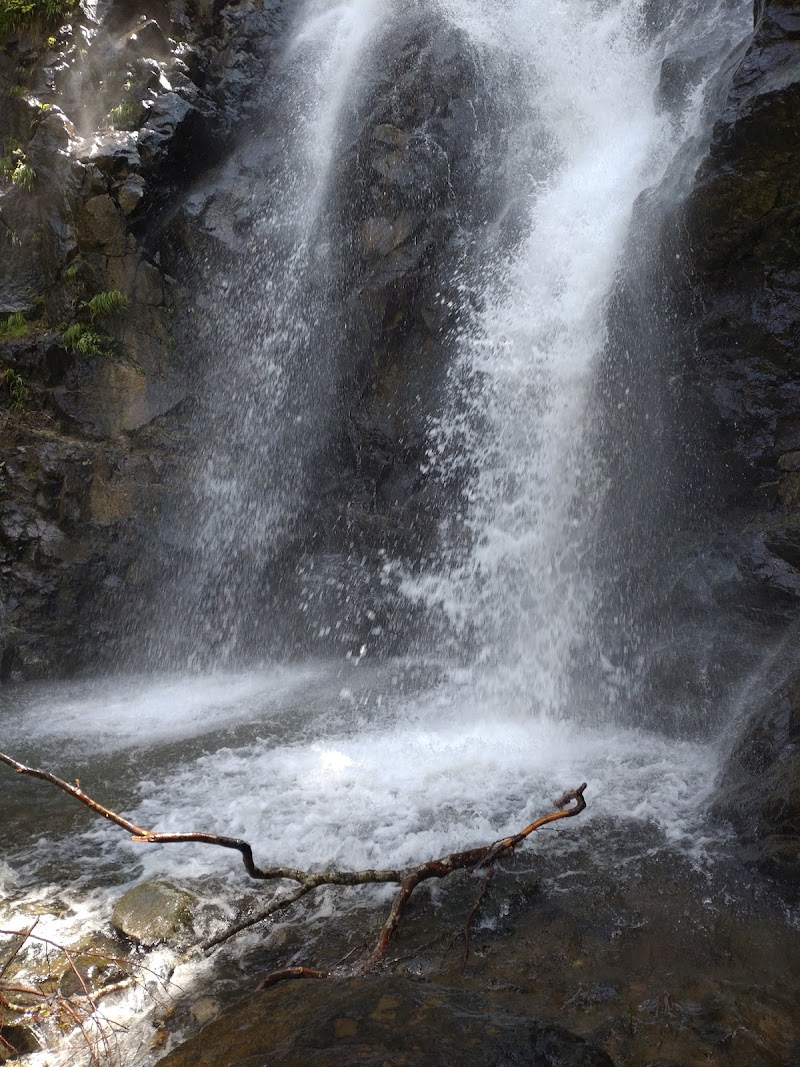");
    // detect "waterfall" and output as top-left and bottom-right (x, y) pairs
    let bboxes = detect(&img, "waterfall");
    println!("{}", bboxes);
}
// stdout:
(3, 0), (776, 1061)
(406, 0), (752, 719)
(142, 0), (385, 668)
(3, 0), (756, 879)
